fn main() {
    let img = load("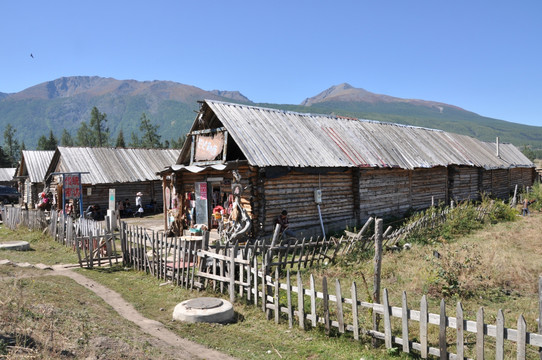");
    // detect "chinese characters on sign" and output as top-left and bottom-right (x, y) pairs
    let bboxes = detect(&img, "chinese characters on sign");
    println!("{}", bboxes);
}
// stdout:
(199, 182), (207, 200)
(194, 132), (224, 161)
(64, 175), (81, 200)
